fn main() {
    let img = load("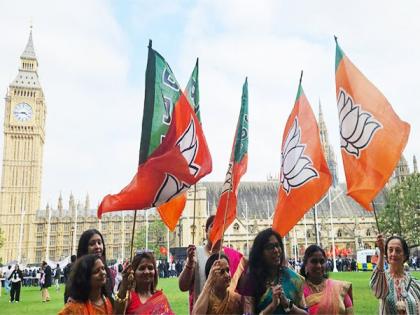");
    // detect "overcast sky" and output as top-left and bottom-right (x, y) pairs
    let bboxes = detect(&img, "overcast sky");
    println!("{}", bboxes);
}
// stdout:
(0, 0), (418, 210)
